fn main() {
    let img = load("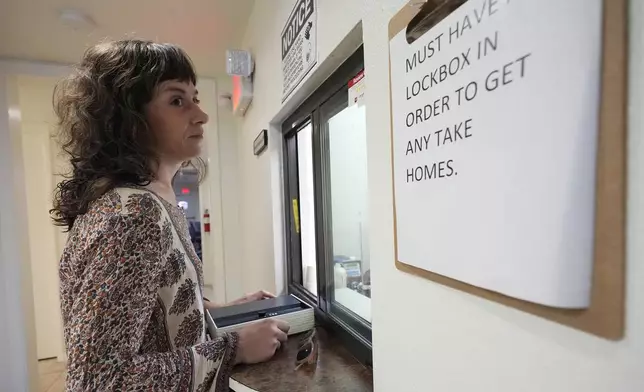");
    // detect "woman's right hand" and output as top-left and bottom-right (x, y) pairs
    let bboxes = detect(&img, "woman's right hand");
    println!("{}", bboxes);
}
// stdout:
(235, 319), (290, 365)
